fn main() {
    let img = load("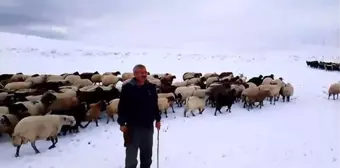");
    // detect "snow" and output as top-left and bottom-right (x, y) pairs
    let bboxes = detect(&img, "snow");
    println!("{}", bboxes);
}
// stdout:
(0, 32), (339, 168)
